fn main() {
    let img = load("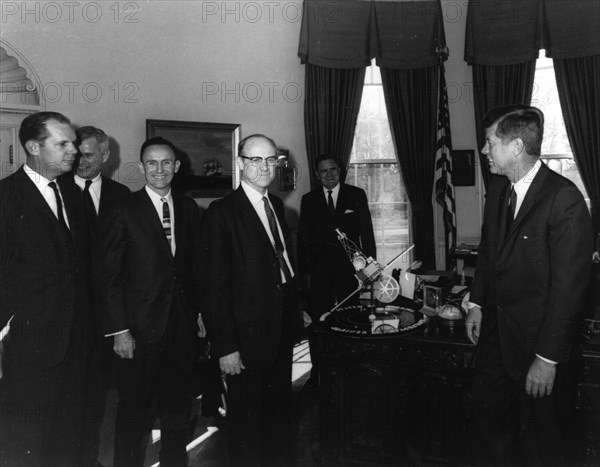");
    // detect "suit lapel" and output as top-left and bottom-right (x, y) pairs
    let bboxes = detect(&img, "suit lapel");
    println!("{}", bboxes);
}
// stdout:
(173, 194), (185, 258)
(504, 163), (549, 242)
(18, 169), (72, 238)
(136, 189), (173, 258)
(234, 187), (279, 251)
